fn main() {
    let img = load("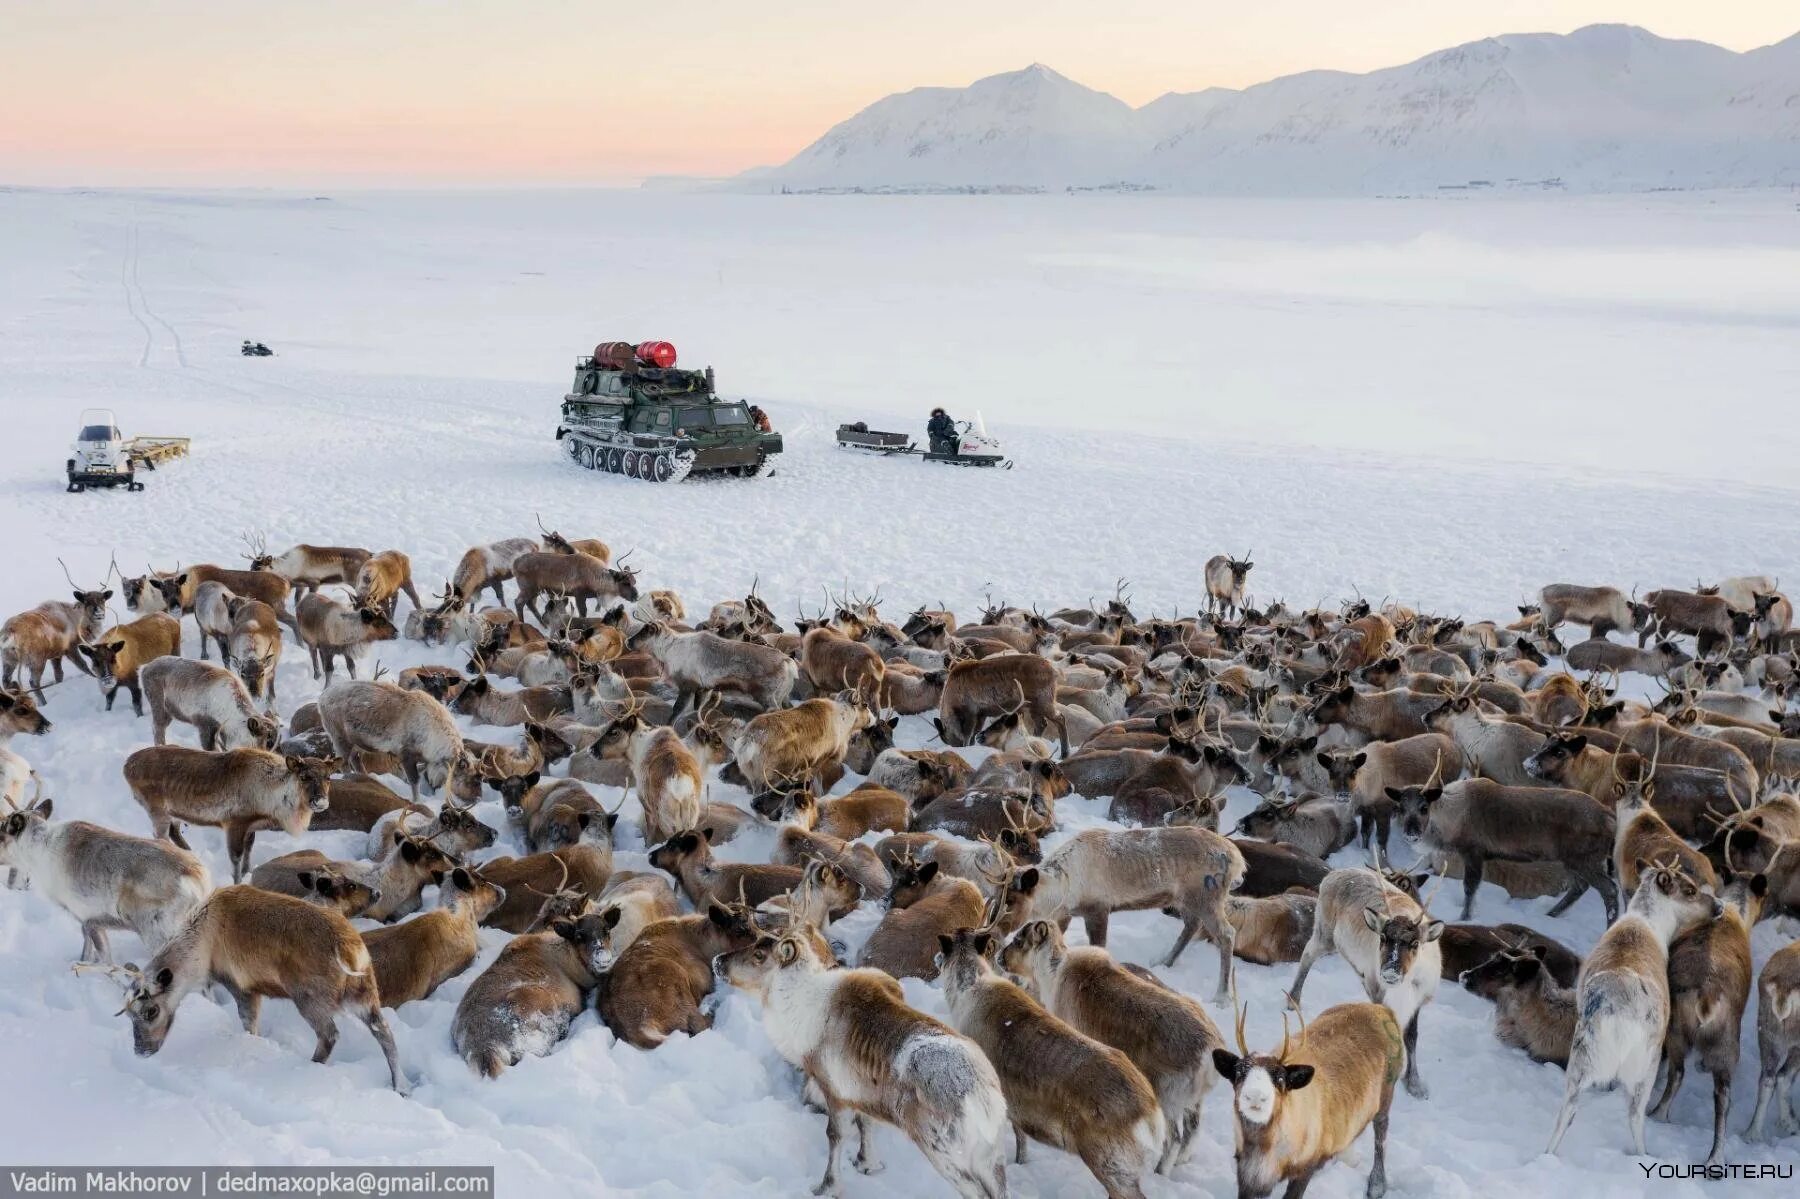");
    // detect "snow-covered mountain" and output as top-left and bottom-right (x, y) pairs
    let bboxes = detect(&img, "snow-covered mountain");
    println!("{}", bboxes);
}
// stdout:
(752, 24), (1800, 193)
